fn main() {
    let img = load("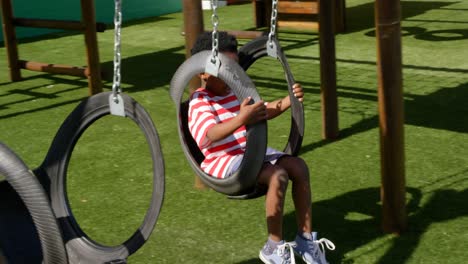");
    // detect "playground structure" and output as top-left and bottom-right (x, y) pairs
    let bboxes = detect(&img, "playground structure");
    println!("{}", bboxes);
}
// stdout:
(252, 0), (346, 32)
(0, 0), (104, 95)
(0, 0), (407, 262)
